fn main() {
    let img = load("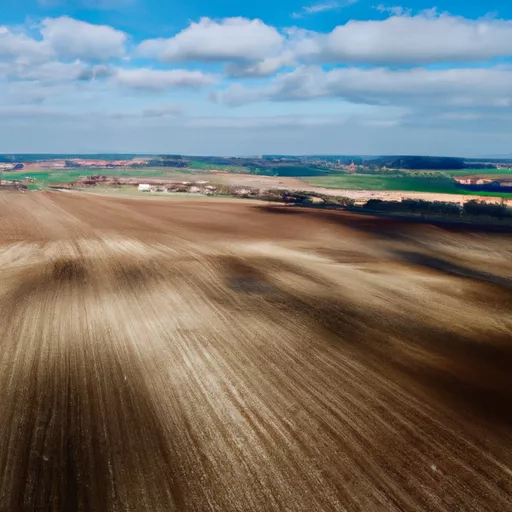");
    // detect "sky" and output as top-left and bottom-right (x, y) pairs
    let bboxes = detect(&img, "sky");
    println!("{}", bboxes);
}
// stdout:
(1, 0), (511, 155)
